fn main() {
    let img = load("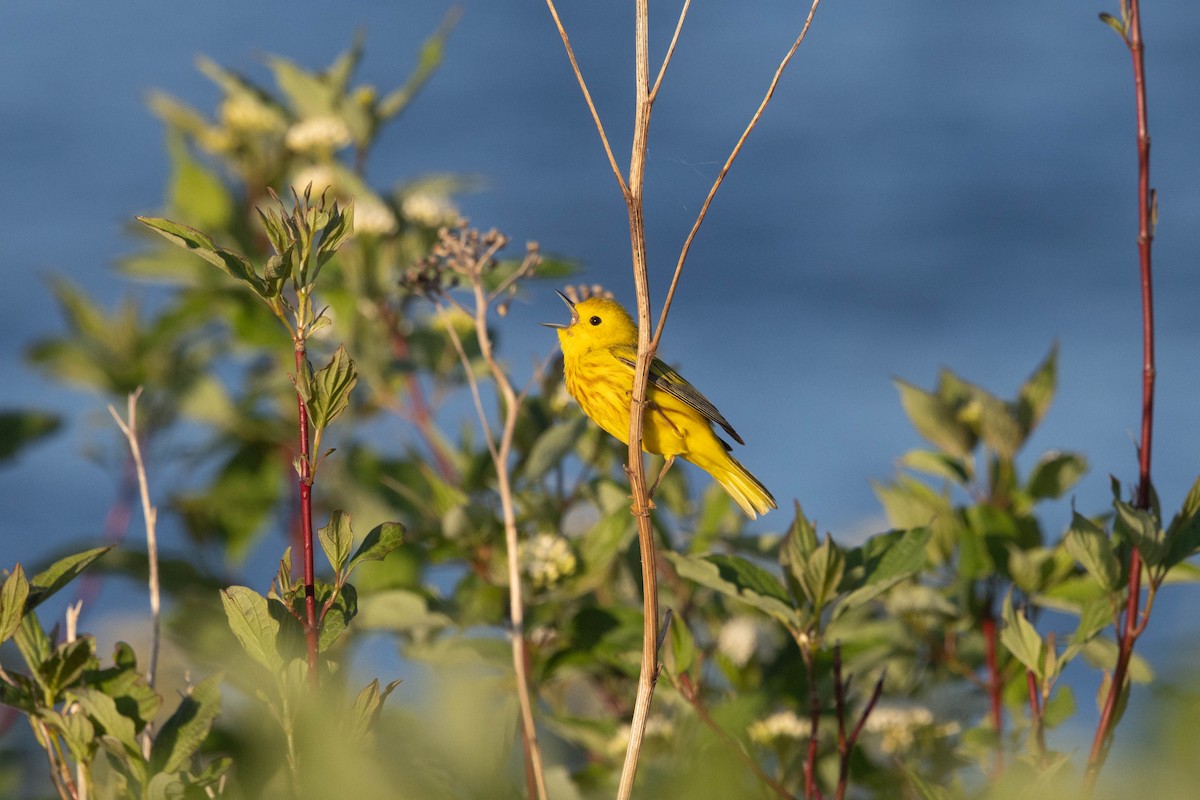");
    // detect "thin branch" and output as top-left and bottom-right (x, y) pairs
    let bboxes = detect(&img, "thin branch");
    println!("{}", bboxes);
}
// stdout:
(292, 344), (320, 689)
(649, 0), (693, 102)
(434, 255), (549, 800)
(652, 0), (823, 351)
(1085, 0), (1156, 788)
(107, 389), (161, 755)
(543, 0), (630, 199)
(980, 609), (1004, 776)
(675, 672), (797, 800)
